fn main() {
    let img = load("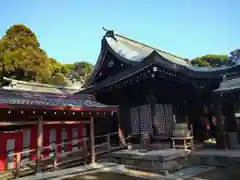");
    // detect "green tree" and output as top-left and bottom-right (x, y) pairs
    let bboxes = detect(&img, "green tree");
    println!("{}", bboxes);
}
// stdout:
(52, 72), (67, 85)
(49, 58), (63, 74)
(2, 24), (40, 51)
(63, 64), (75, 71)
(191, 54), (231, 67)
(0, 24), (93, 87)
(0, 24), (53, 83)
(67, 61), (93, 82)
(0, 39), (19, 81)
